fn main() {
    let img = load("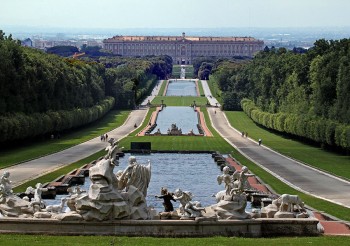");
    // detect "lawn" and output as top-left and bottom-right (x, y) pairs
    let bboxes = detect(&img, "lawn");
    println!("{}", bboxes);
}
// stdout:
(0, 235), (349, 246)
(0, 110), (130, 169)
(225, 111), (350, 180)
(151, 96), (208, 106)
(120, 106), (232, 153)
